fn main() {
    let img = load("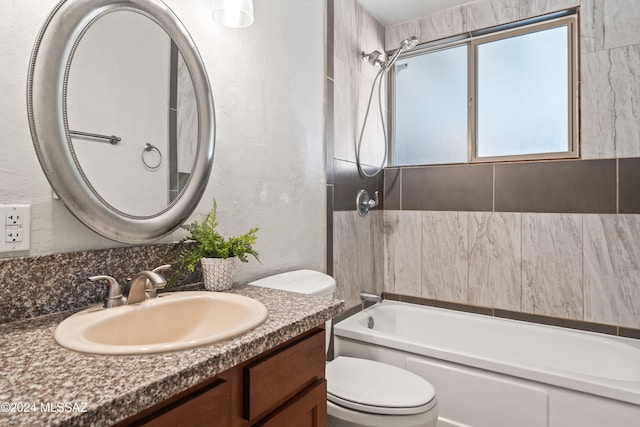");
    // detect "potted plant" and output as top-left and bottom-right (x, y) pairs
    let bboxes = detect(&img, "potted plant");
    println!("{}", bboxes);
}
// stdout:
(172, 201), (259, 291)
